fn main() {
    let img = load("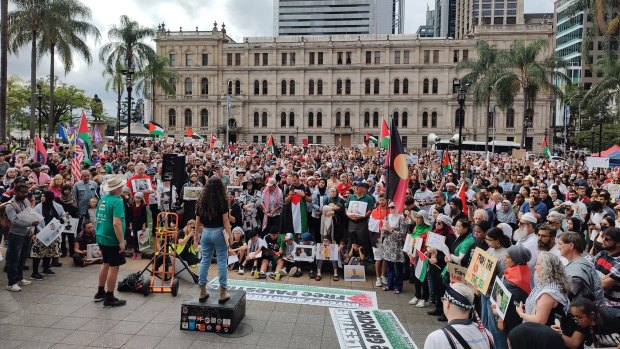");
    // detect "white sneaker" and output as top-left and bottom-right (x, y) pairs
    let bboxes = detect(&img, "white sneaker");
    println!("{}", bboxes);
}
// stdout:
(18, 279), (32, 286)
(381, 276), (387, 285)
(416, 300), (427, 308)
(6, 284), (21, 292)
(375, 278), (382, 287)
(238, 266), (244, 275)
(278, 269), (288, 276)
(288, 267), (298, 276)
(408, 297), (419, 305)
